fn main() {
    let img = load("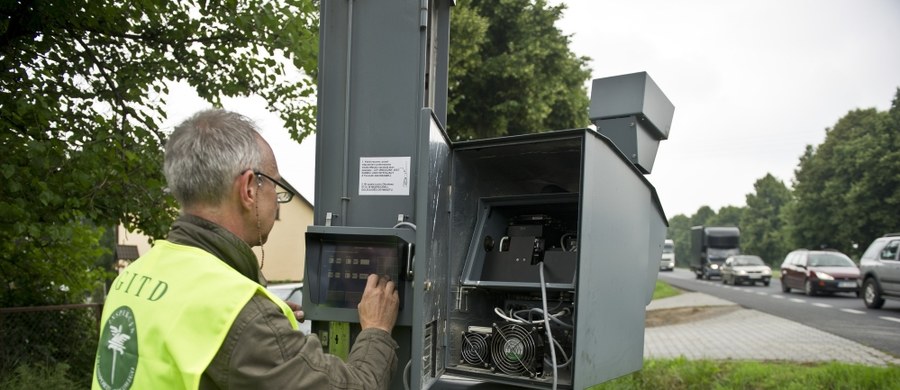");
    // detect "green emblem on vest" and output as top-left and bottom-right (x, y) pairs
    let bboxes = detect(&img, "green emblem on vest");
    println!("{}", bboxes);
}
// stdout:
(96, 306), (139, 390)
